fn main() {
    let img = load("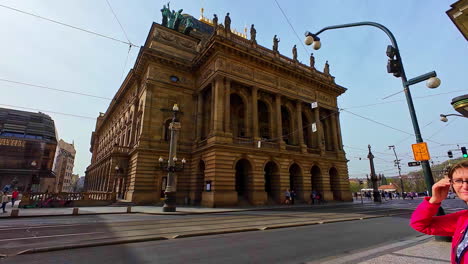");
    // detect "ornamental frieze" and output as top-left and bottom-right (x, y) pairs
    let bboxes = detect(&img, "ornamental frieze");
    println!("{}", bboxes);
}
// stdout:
(254, 70), (276, 87)
(279, 79), (296, 92)
(230, 63), (253, 79)
(215, 58), (226, 71)
(199, 65), (214, 85)
(317, 91), (336, 106)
